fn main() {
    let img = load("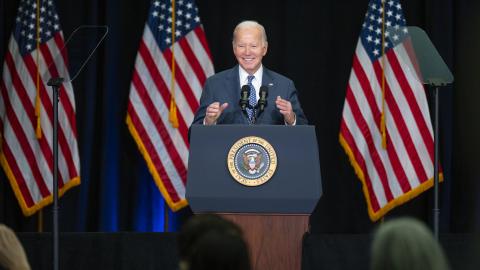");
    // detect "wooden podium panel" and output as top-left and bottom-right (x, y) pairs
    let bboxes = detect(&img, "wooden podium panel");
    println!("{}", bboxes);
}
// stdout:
(220, 214), (309, 270)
